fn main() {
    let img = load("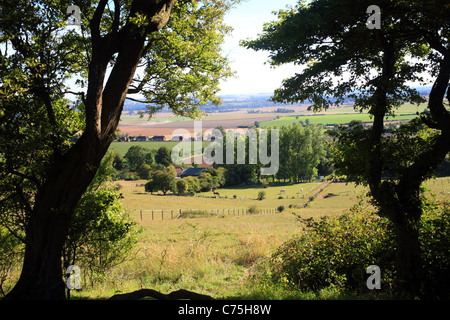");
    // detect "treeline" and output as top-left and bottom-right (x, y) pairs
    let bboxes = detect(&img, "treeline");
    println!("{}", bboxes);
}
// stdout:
(247, 108), (295, 114)
(144, 166), (227, 196)
(218, 123), (331, 185)
(109, 123), (333, 194)
(109, 145), (173, 180)
(109, 143), (229, 195)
